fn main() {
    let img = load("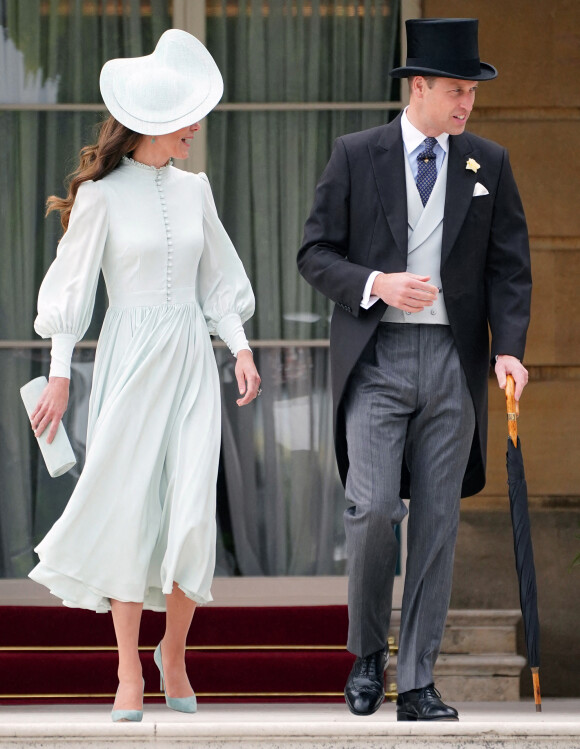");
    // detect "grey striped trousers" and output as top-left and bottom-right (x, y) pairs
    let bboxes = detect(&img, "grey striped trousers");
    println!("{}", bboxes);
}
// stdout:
(343, 322), (475, 693)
